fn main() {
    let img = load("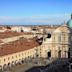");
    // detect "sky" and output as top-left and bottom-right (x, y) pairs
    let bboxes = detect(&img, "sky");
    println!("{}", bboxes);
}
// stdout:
(0, 0), (72, 25)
